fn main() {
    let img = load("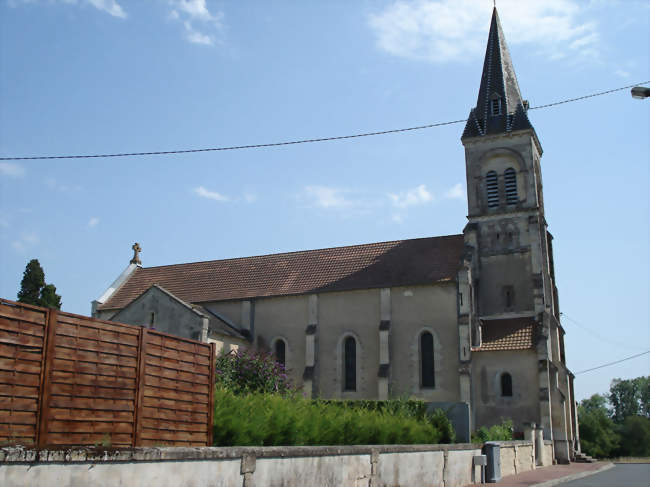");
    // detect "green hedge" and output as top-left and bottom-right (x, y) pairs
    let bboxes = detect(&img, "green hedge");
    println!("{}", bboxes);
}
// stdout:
(213, 389), (455, 446)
